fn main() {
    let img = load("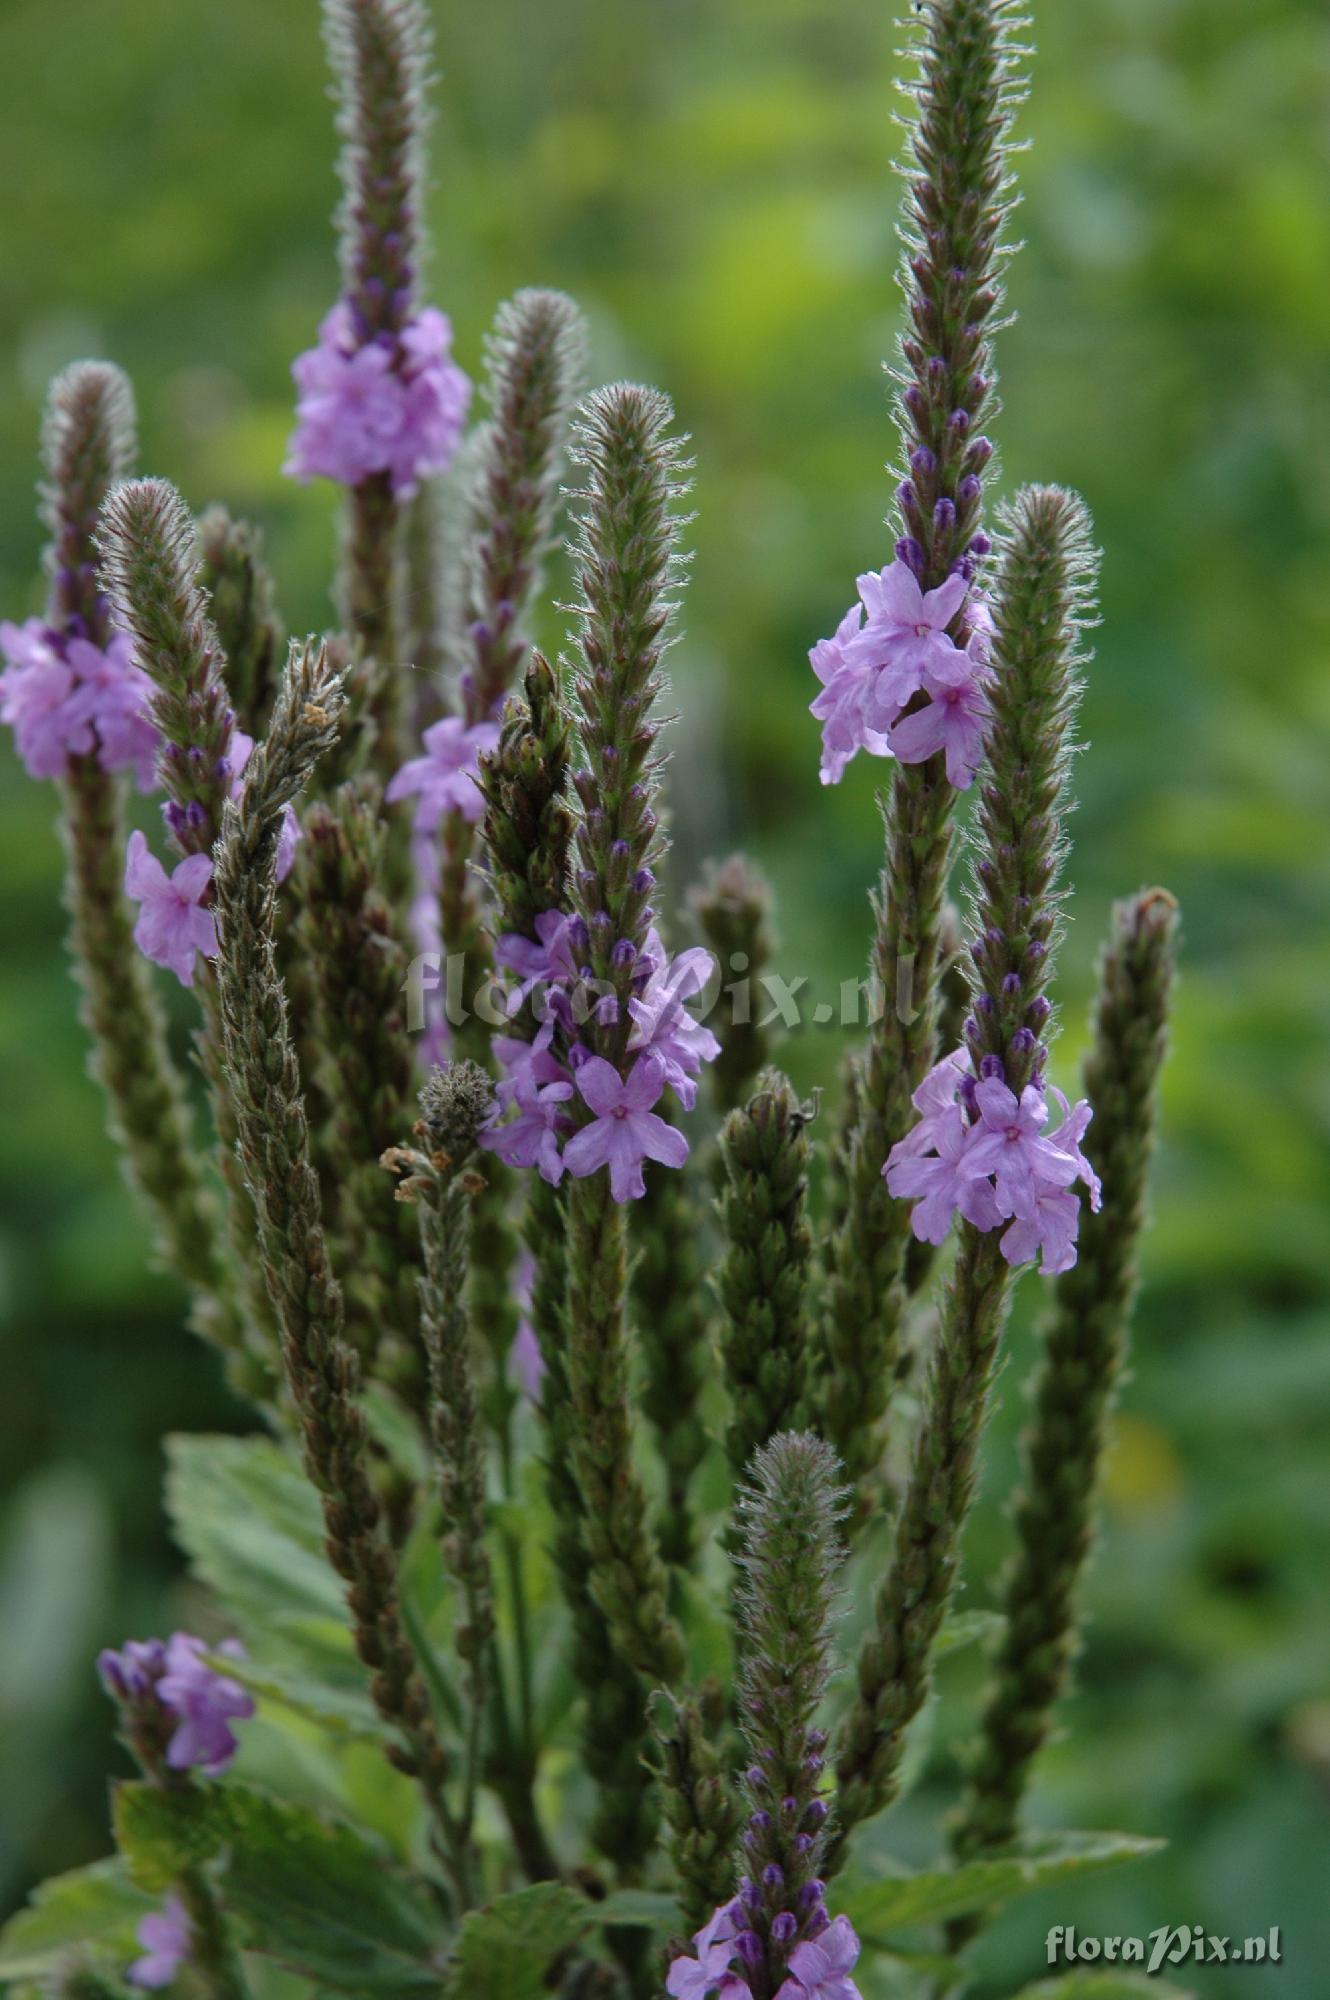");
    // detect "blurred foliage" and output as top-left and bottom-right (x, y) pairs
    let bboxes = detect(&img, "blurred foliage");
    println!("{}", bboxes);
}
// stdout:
(0, 0), (1326, 1992)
